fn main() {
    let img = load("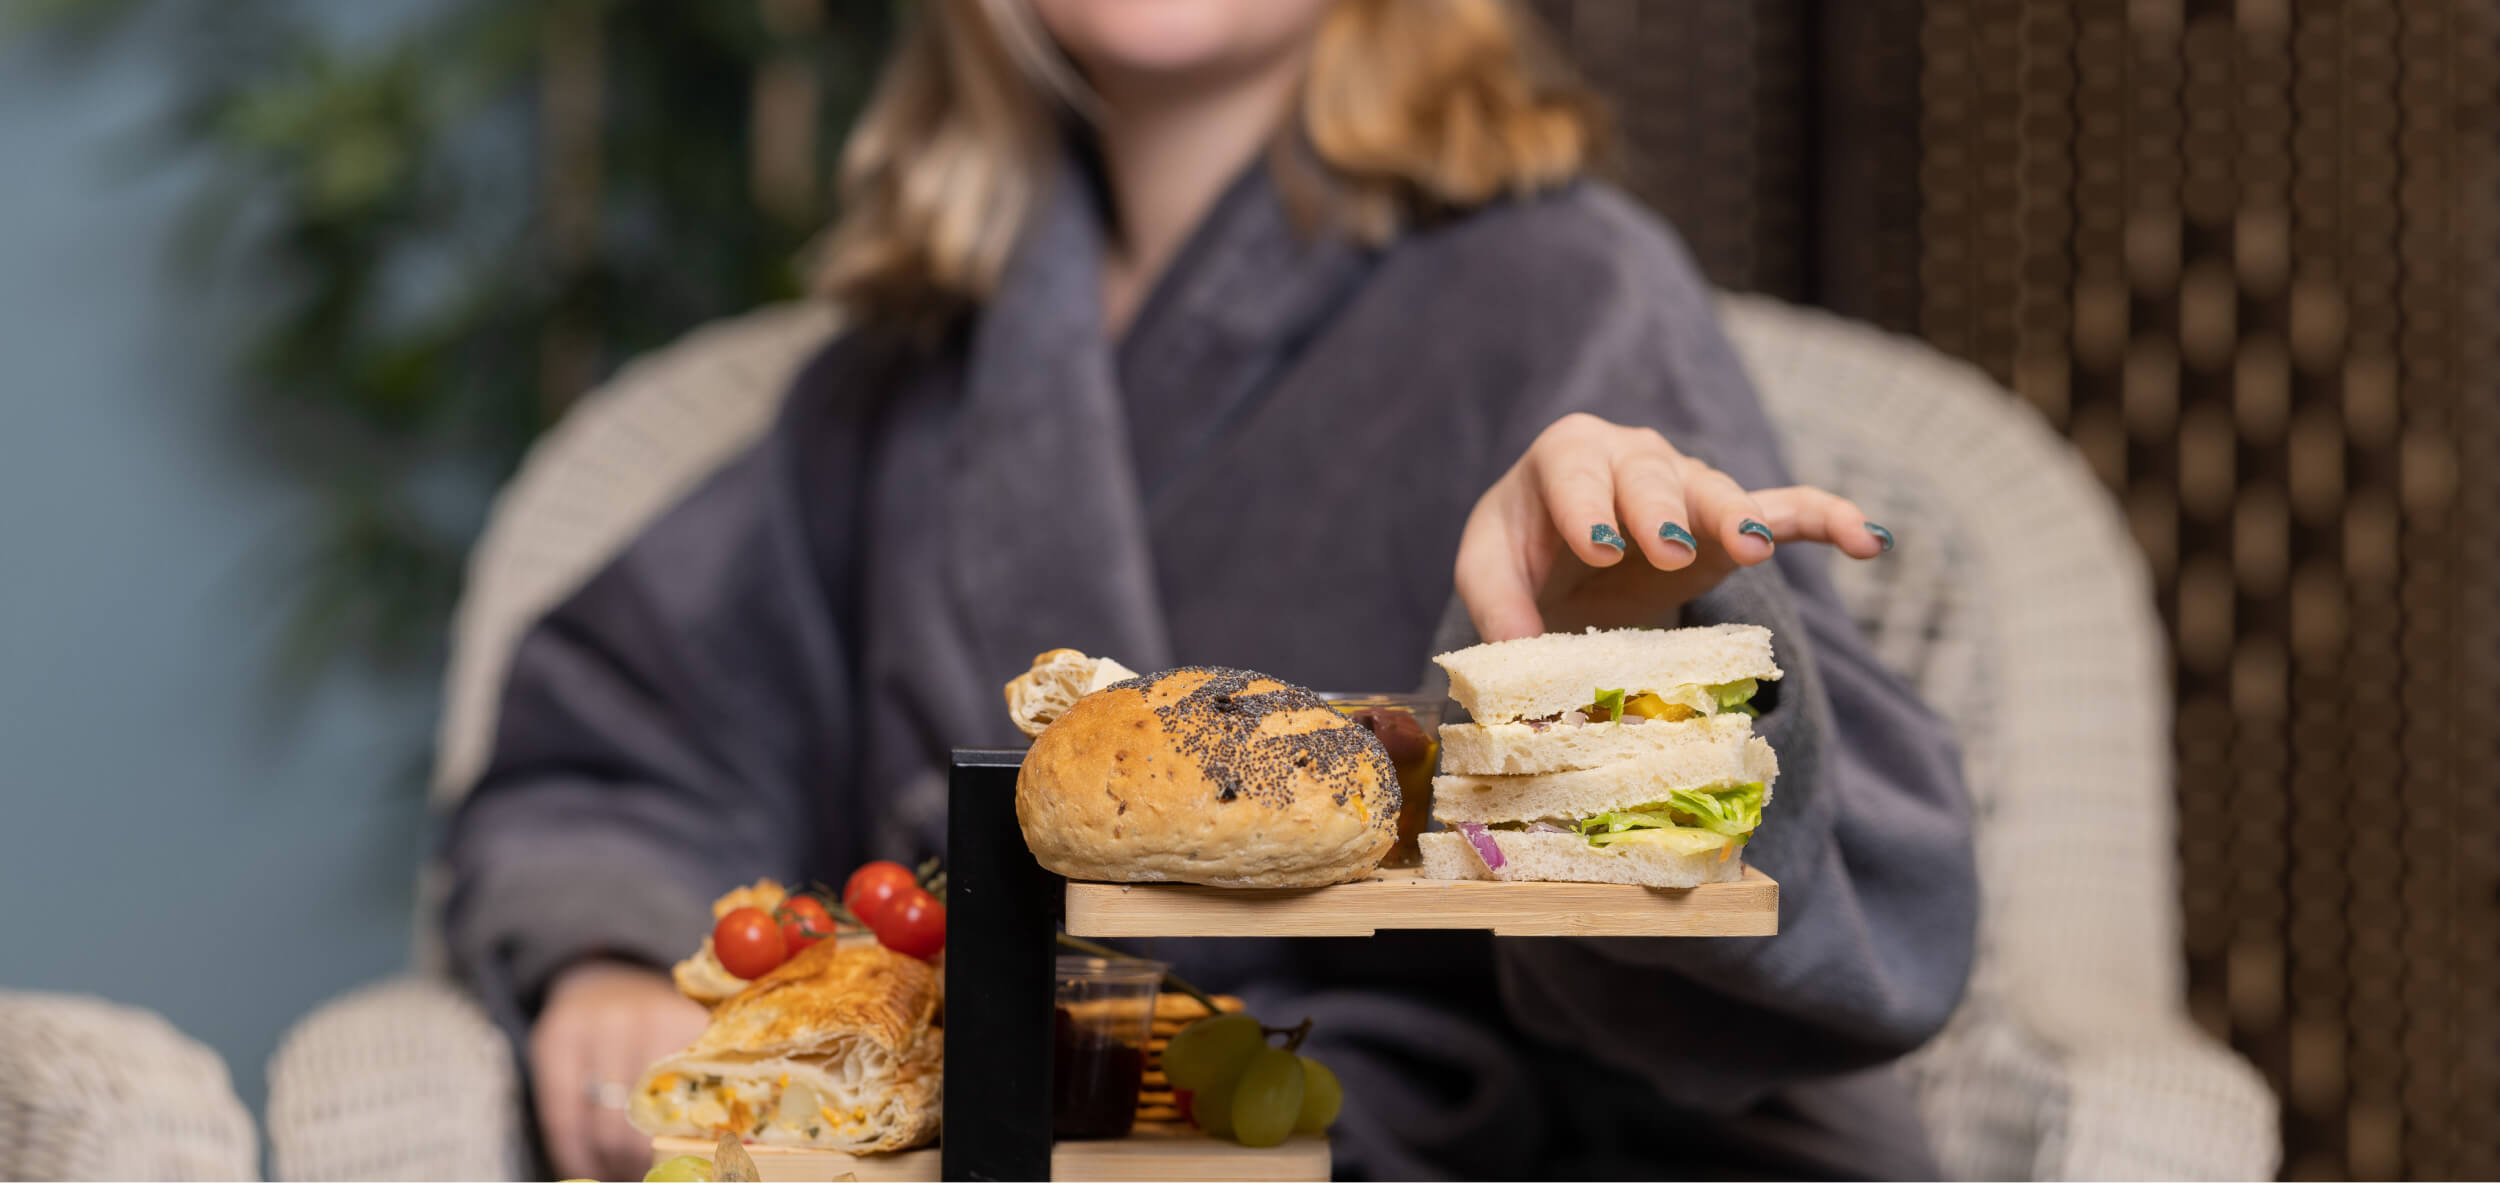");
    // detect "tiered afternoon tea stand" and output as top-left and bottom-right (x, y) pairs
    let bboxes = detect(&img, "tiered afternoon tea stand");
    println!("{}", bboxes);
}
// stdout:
(659, 750), (1778, 1182)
